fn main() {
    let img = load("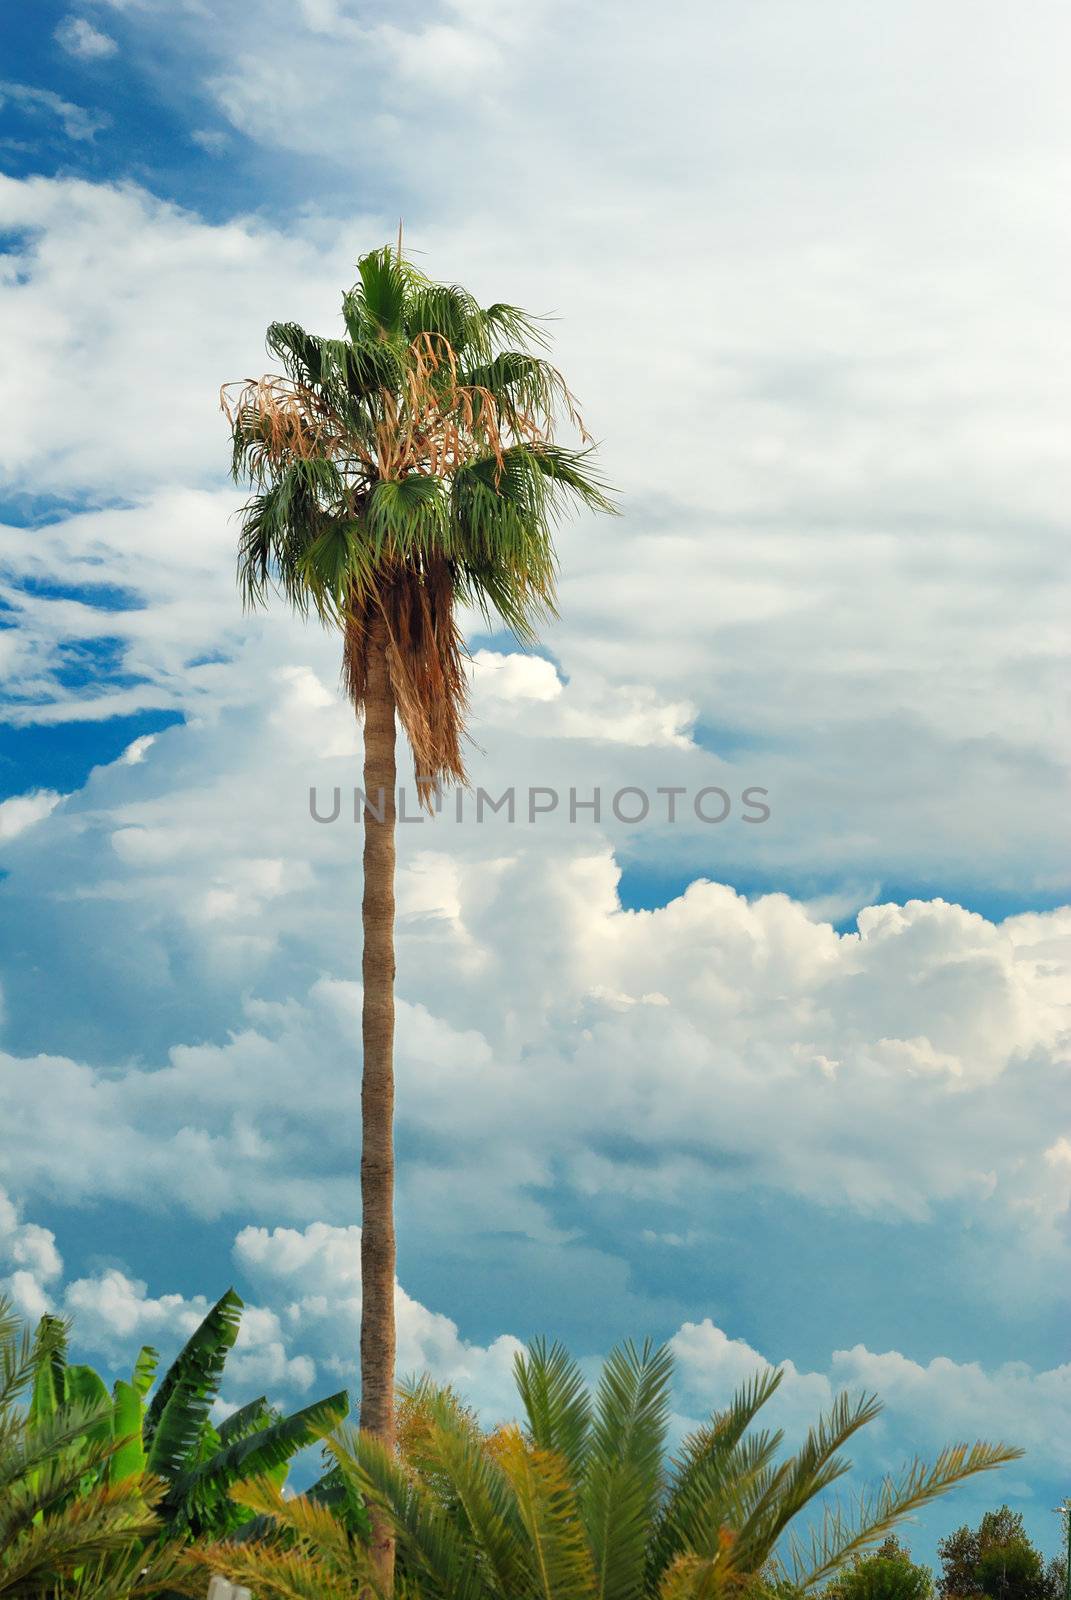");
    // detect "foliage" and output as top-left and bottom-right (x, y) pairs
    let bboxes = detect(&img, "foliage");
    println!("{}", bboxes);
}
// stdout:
(825, 1535), (933, 1600)
(223, 244), (615, 798)
(0, 1295), (187, 1600)
(938, 1508), (1067, 1600)
(196, 1336), (1020, 1600)
(32, 1286), (349, 1543)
